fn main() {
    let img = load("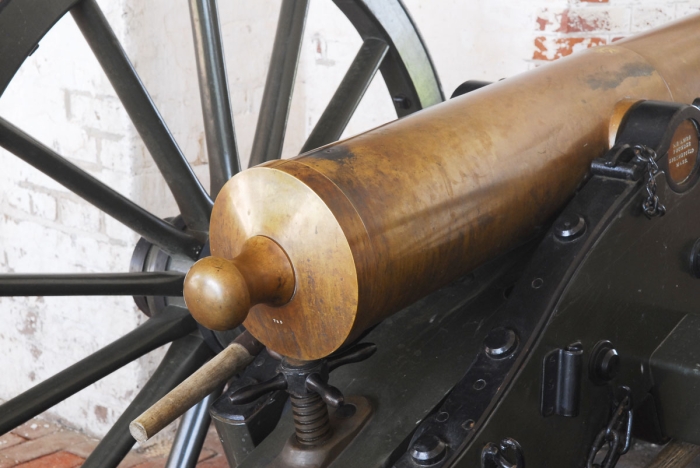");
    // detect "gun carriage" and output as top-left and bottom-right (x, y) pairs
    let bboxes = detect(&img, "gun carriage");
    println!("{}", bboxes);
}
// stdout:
(2, 1), (700, 467)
